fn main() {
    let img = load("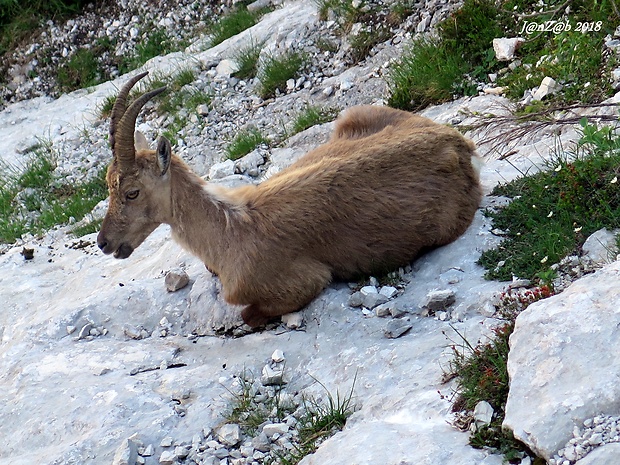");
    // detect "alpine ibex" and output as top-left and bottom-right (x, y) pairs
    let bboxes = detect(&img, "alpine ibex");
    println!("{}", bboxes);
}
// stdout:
(97, 72), (482, 327)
